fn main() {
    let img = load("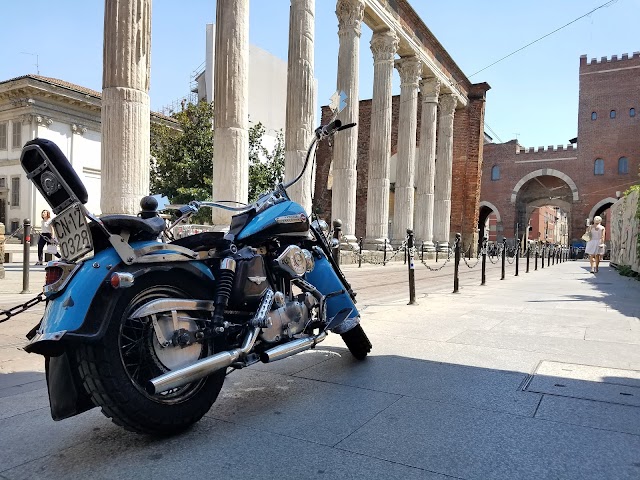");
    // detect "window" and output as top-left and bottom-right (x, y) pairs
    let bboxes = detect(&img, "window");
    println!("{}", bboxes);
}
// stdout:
(10, 177), (20, 207)
(610, 110), (616, 119)
(12, 120), (22, 149)
(618, 157), (629, 174)
(491, 165), (500, 181)
(0, 123), (6, 150)
(591, 111), (597, 120)
(631, 108), (636, 118)
(0, 177), (5, 188)
(594, 158), (604, 175)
